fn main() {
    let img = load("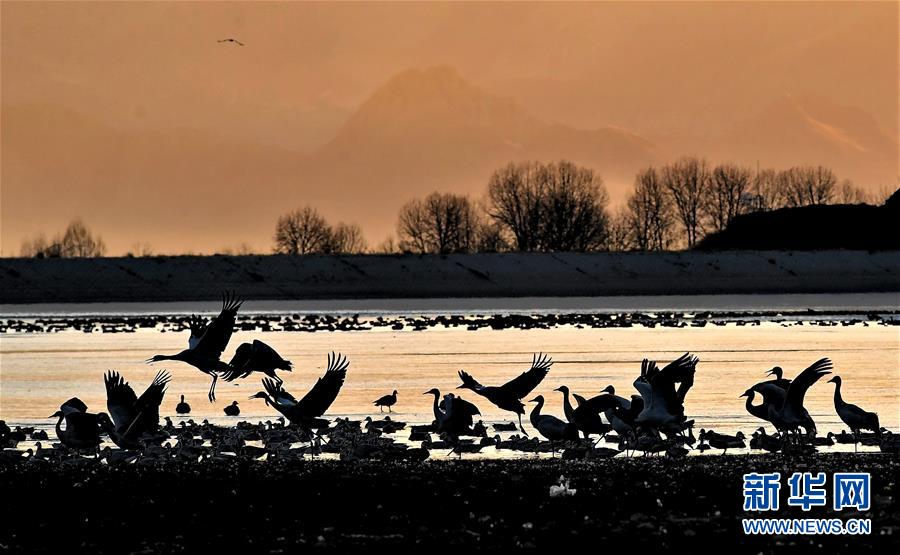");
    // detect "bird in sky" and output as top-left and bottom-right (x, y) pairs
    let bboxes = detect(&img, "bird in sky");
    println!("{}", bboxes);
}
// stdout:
(218, 38), (245, 46)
